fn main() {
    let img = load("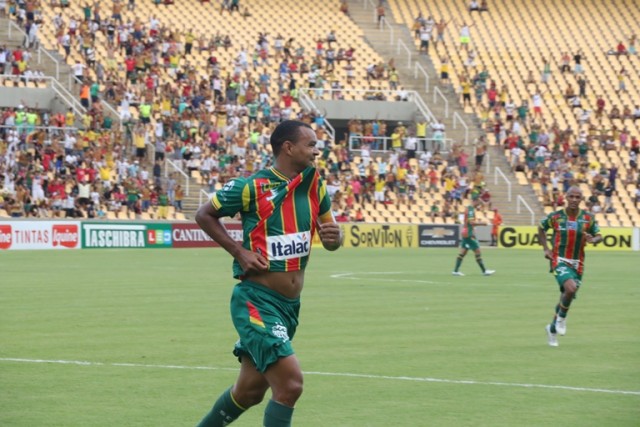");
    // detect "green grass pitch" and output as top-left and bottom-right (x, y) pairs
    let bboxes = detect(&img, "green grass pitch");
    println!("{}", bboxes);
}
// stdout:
(1, 247), (639, 426)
